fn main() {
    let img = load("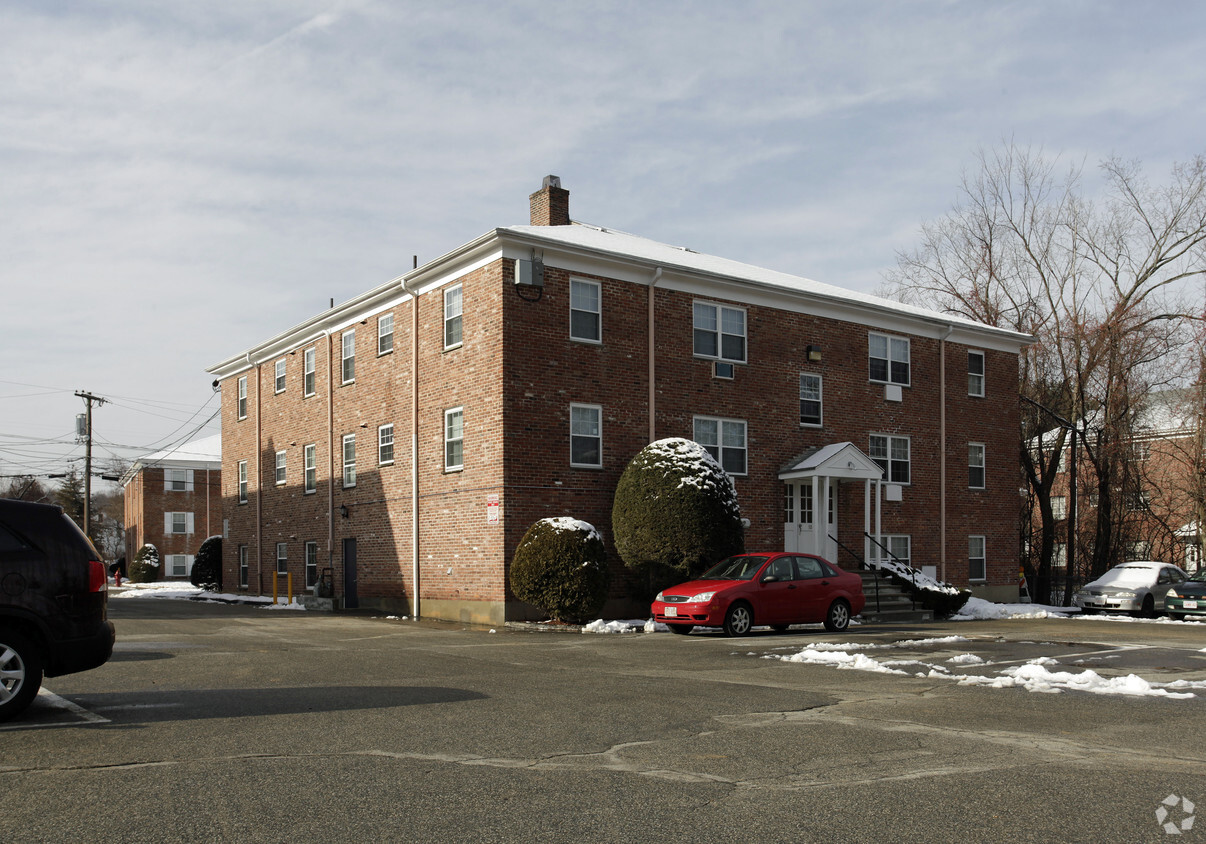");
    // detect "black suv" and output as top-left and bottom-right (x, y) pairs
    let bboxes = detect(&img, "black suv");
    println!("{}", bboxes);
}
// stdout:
(0, 499), (116, 720)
